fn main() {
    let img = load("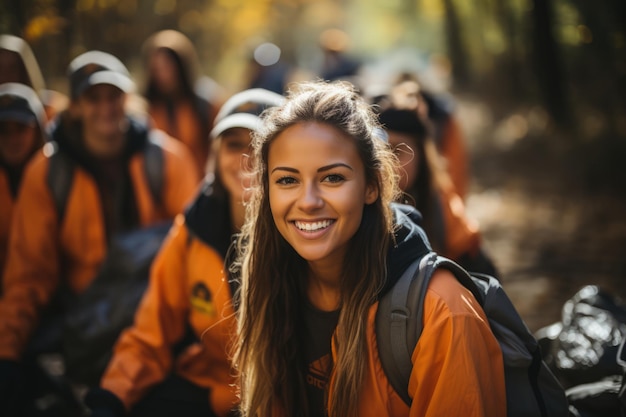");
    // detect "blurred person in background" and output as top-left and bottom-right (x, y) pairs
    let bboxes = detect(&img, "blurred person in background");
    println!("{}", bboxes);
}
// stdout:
(0, 83), (47, 280)
(245, 42), (292, 94)
(391, 77), (470, 198)
(376, 87), (497, 276)
(142, 29), (225, 178)
(0, 34), (68, 121)
(85, 88), (285, 417)
(0, 50), (199, 416)
(318, 28), (362, 82)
